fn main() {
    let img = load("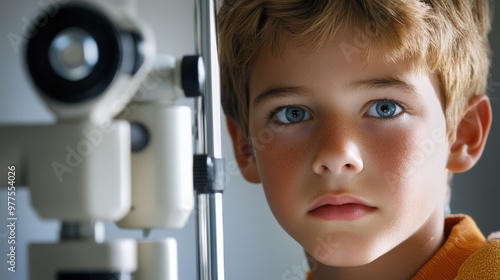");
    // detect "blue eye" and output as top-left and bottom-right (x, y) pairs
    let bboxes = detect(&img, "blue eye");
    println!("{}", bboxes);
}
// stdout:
(366, 100), (403, 118)
(273, 106), (311, 124)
